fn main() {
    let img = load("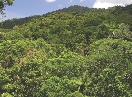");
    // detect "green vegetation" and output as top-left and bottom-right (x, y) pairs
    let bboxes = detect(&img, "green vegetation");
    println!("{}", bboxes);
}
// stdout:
(0, 0), (14, 8)
(0, 0), (14, 15)
(0, 4), (132, 97)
